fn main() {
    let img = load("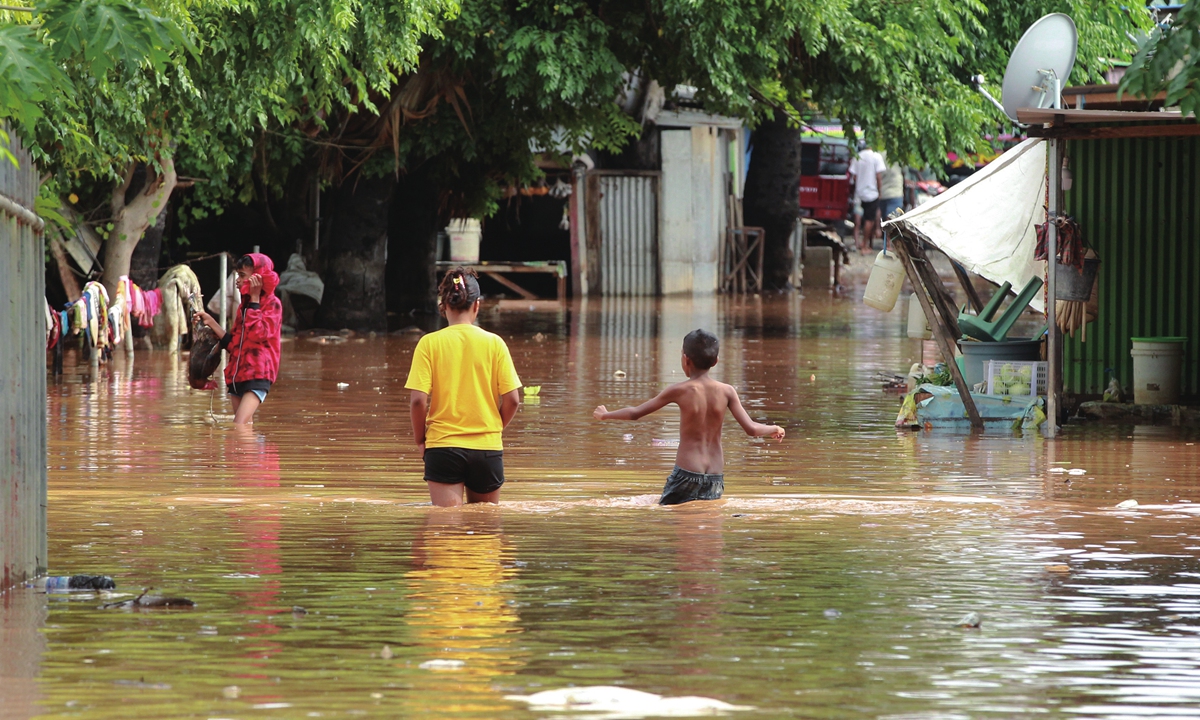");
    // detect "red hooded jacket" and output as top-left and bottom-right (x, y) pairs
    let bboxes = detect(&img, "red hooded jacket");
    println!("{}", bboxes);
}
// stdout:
(221, 253), (283, 385)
